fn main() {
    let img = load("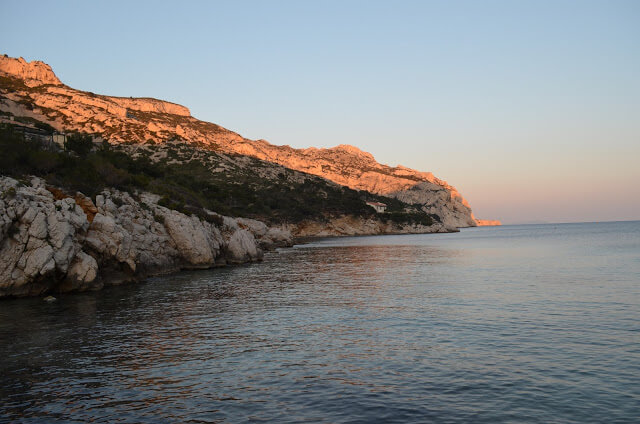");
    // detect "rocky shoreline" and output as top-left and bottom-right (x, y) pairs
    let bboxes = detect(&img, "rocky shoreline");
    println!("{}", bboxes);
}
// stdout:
(0, 176), (293, 298)
(0, 176), (456, 299)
